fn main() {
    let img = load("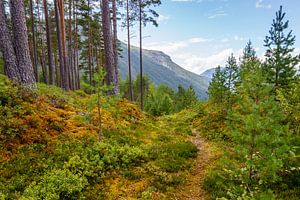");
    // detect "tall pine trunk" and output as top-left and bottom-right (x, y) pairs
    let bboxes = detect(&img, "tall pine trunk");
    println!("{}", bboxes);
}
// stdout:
(126, 0), (133, 101)
(88, 0), (92, 85)
(10, 0), (36, 85)
(54, 0), (64, 88)
(0, 0), (20, 82)
(101, 0), (118, 94)
(29, 0), (39, 81)
(73, 0), (80, 90)
(67, 0), (74, 90)
(43, 0), (55, 85)
(139, 0), (143, 110)
(36, 0), (48, 84)
(58, 0), (69, 90)
(112, 0), (119, 86)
